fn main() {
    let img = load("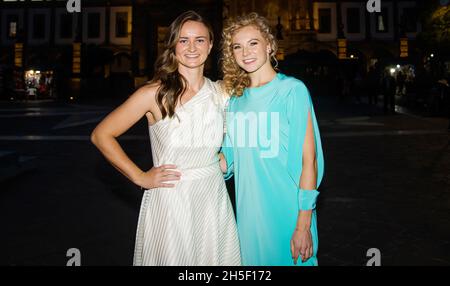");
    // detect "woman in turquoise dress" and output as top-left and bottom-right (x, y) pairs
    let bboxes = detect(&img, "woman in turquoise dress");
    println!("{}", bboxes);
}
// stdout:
(219, 13), (325, 266)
